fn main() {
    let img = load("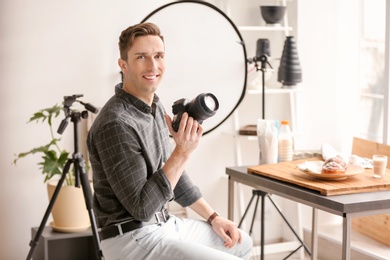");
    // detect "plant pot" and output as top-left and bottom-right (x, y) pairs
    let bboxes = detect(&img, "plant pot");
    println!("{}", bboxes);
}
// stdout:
(47, 179), (91, 232)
